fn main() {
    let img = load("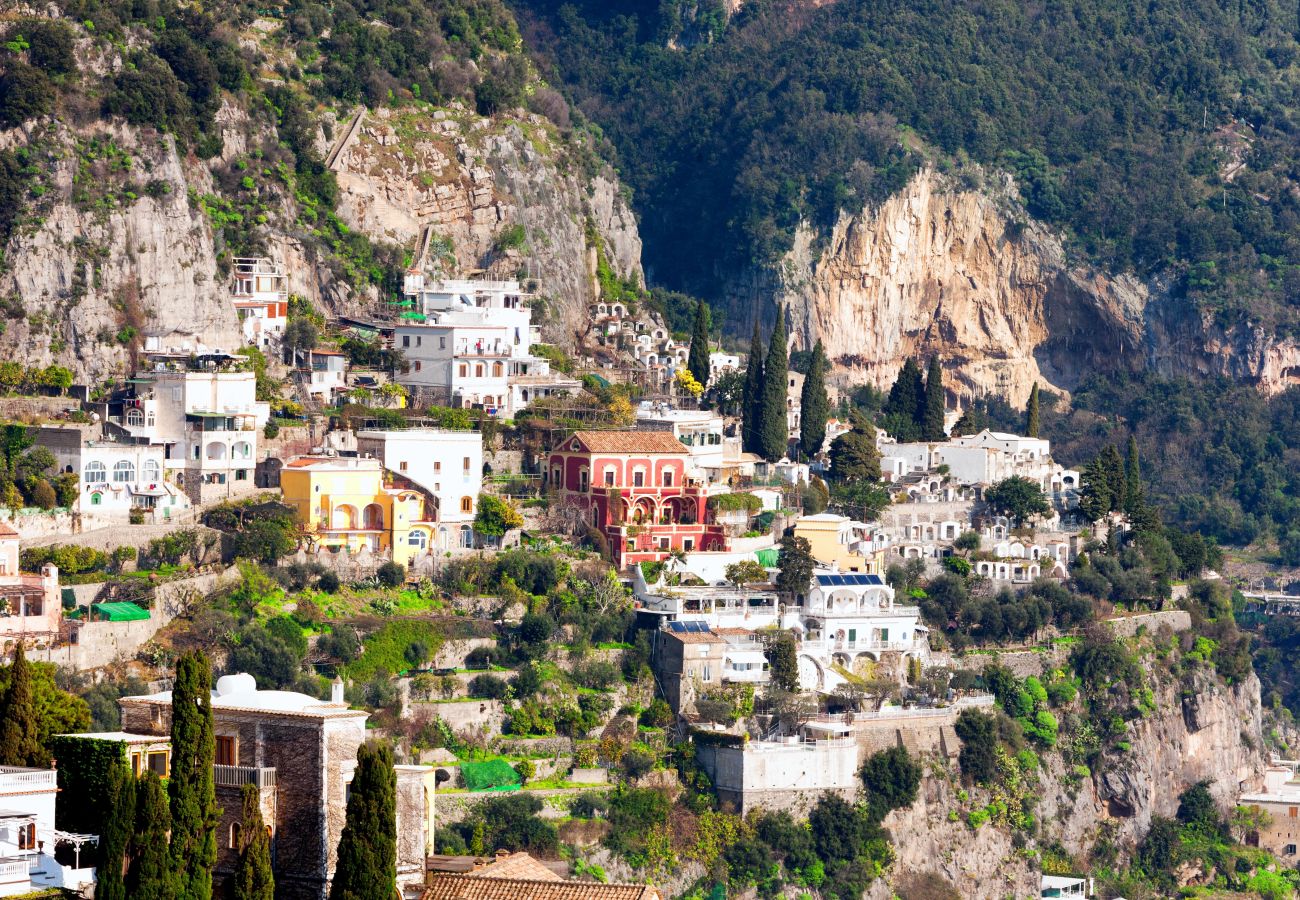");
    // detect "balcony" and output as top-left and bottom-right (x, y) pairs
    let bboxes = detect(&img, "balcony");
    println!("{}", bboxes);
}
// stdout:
(0, 767), (56, 792)
(0, 857), (29, 883)
(213, 765), (276, 789)
(799, 637), (926, 654)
